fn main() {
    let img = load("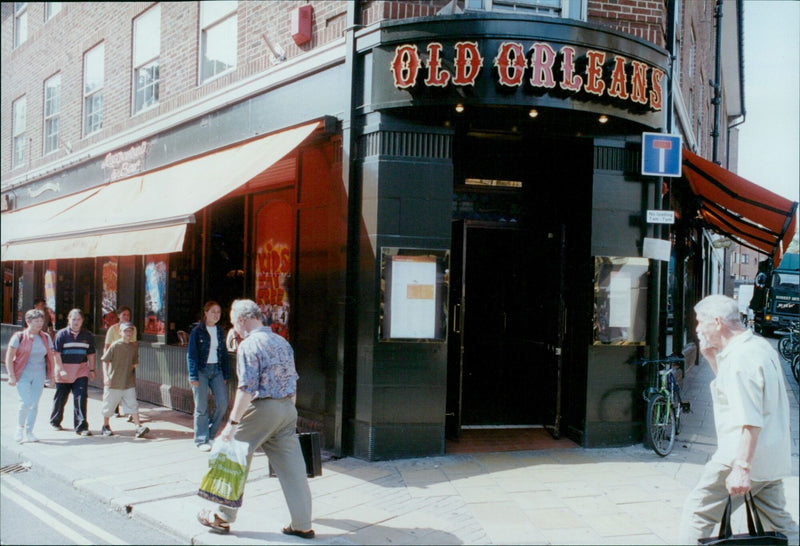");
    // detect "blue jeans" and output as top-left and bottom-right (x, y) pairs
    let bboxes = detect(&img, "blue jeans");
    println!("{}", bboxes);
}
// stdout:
(16, 363), (46, 432)
(192, 364), (228, 445)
